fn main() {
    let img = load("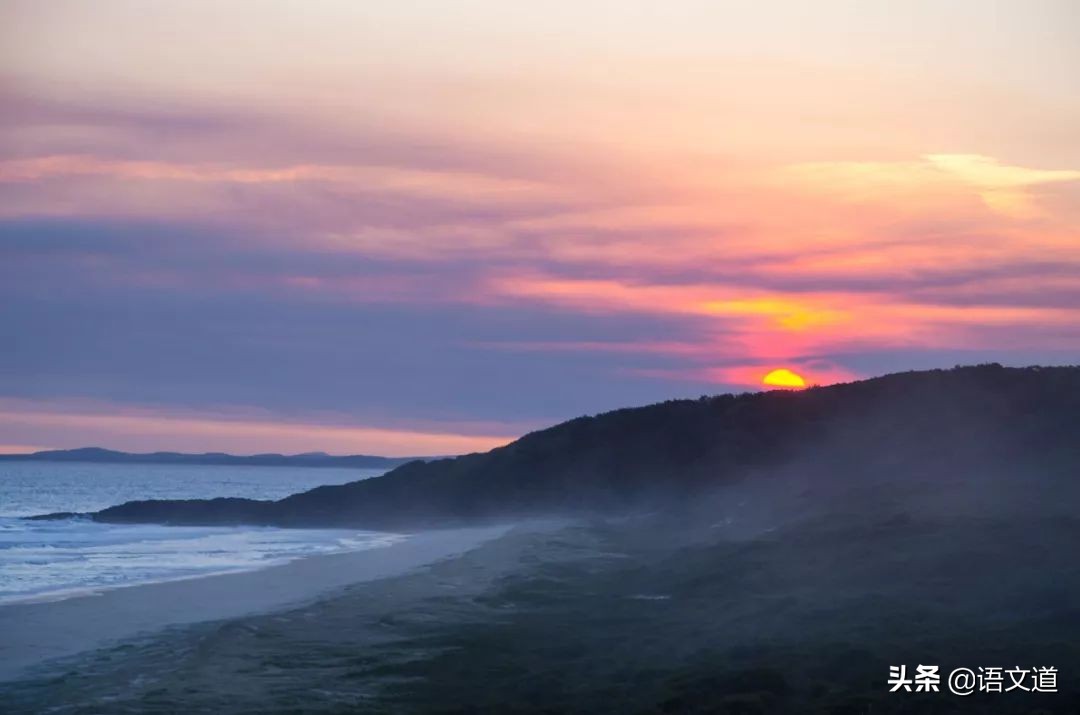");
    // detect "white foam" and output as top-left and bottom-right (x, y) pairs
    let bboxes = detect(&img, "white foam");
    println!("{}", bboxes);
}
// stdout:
(0, 516), (404, 605)
(0, 461), (403, 605)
